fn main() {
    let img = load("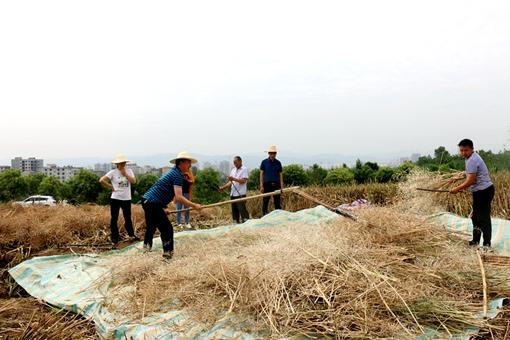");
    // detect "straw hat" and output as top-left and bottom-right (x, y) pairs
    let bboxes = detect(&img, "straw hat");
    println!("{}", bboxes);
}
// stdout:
(111, 153), (131, 164)
(170, 151), (198, 164)
(266, 145), (278, 153)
